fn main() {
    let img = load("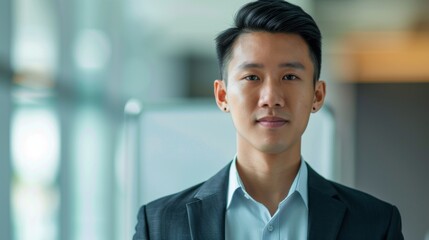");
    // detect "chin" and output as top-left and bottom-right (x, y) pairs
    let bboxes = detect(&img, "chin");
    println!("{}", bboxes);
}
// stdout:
(257, 144), (289, 155)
